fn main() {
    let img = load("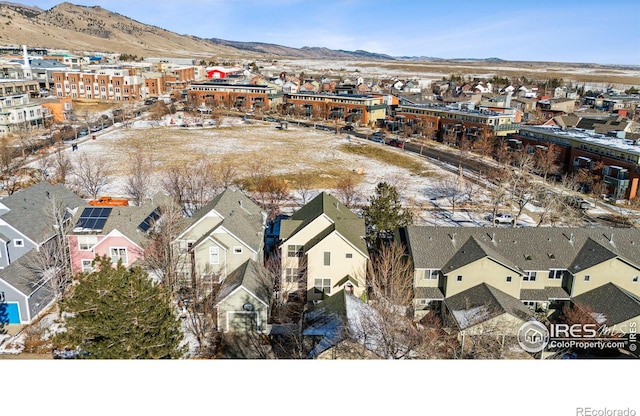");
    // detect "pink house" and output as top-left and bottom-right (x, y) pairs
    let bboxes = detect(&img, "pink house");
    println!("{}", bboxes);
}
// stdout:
(67, 198), (165, 275)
